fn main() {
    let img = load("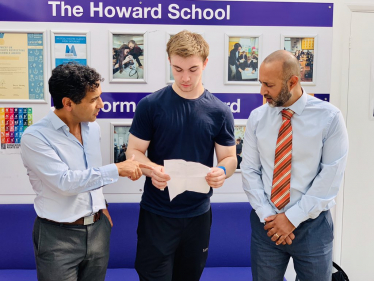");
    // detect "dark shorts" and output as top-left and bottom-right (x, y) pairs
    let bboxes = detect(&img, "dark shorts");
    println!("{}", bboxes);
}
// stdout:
(135, 207), (212, 281)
